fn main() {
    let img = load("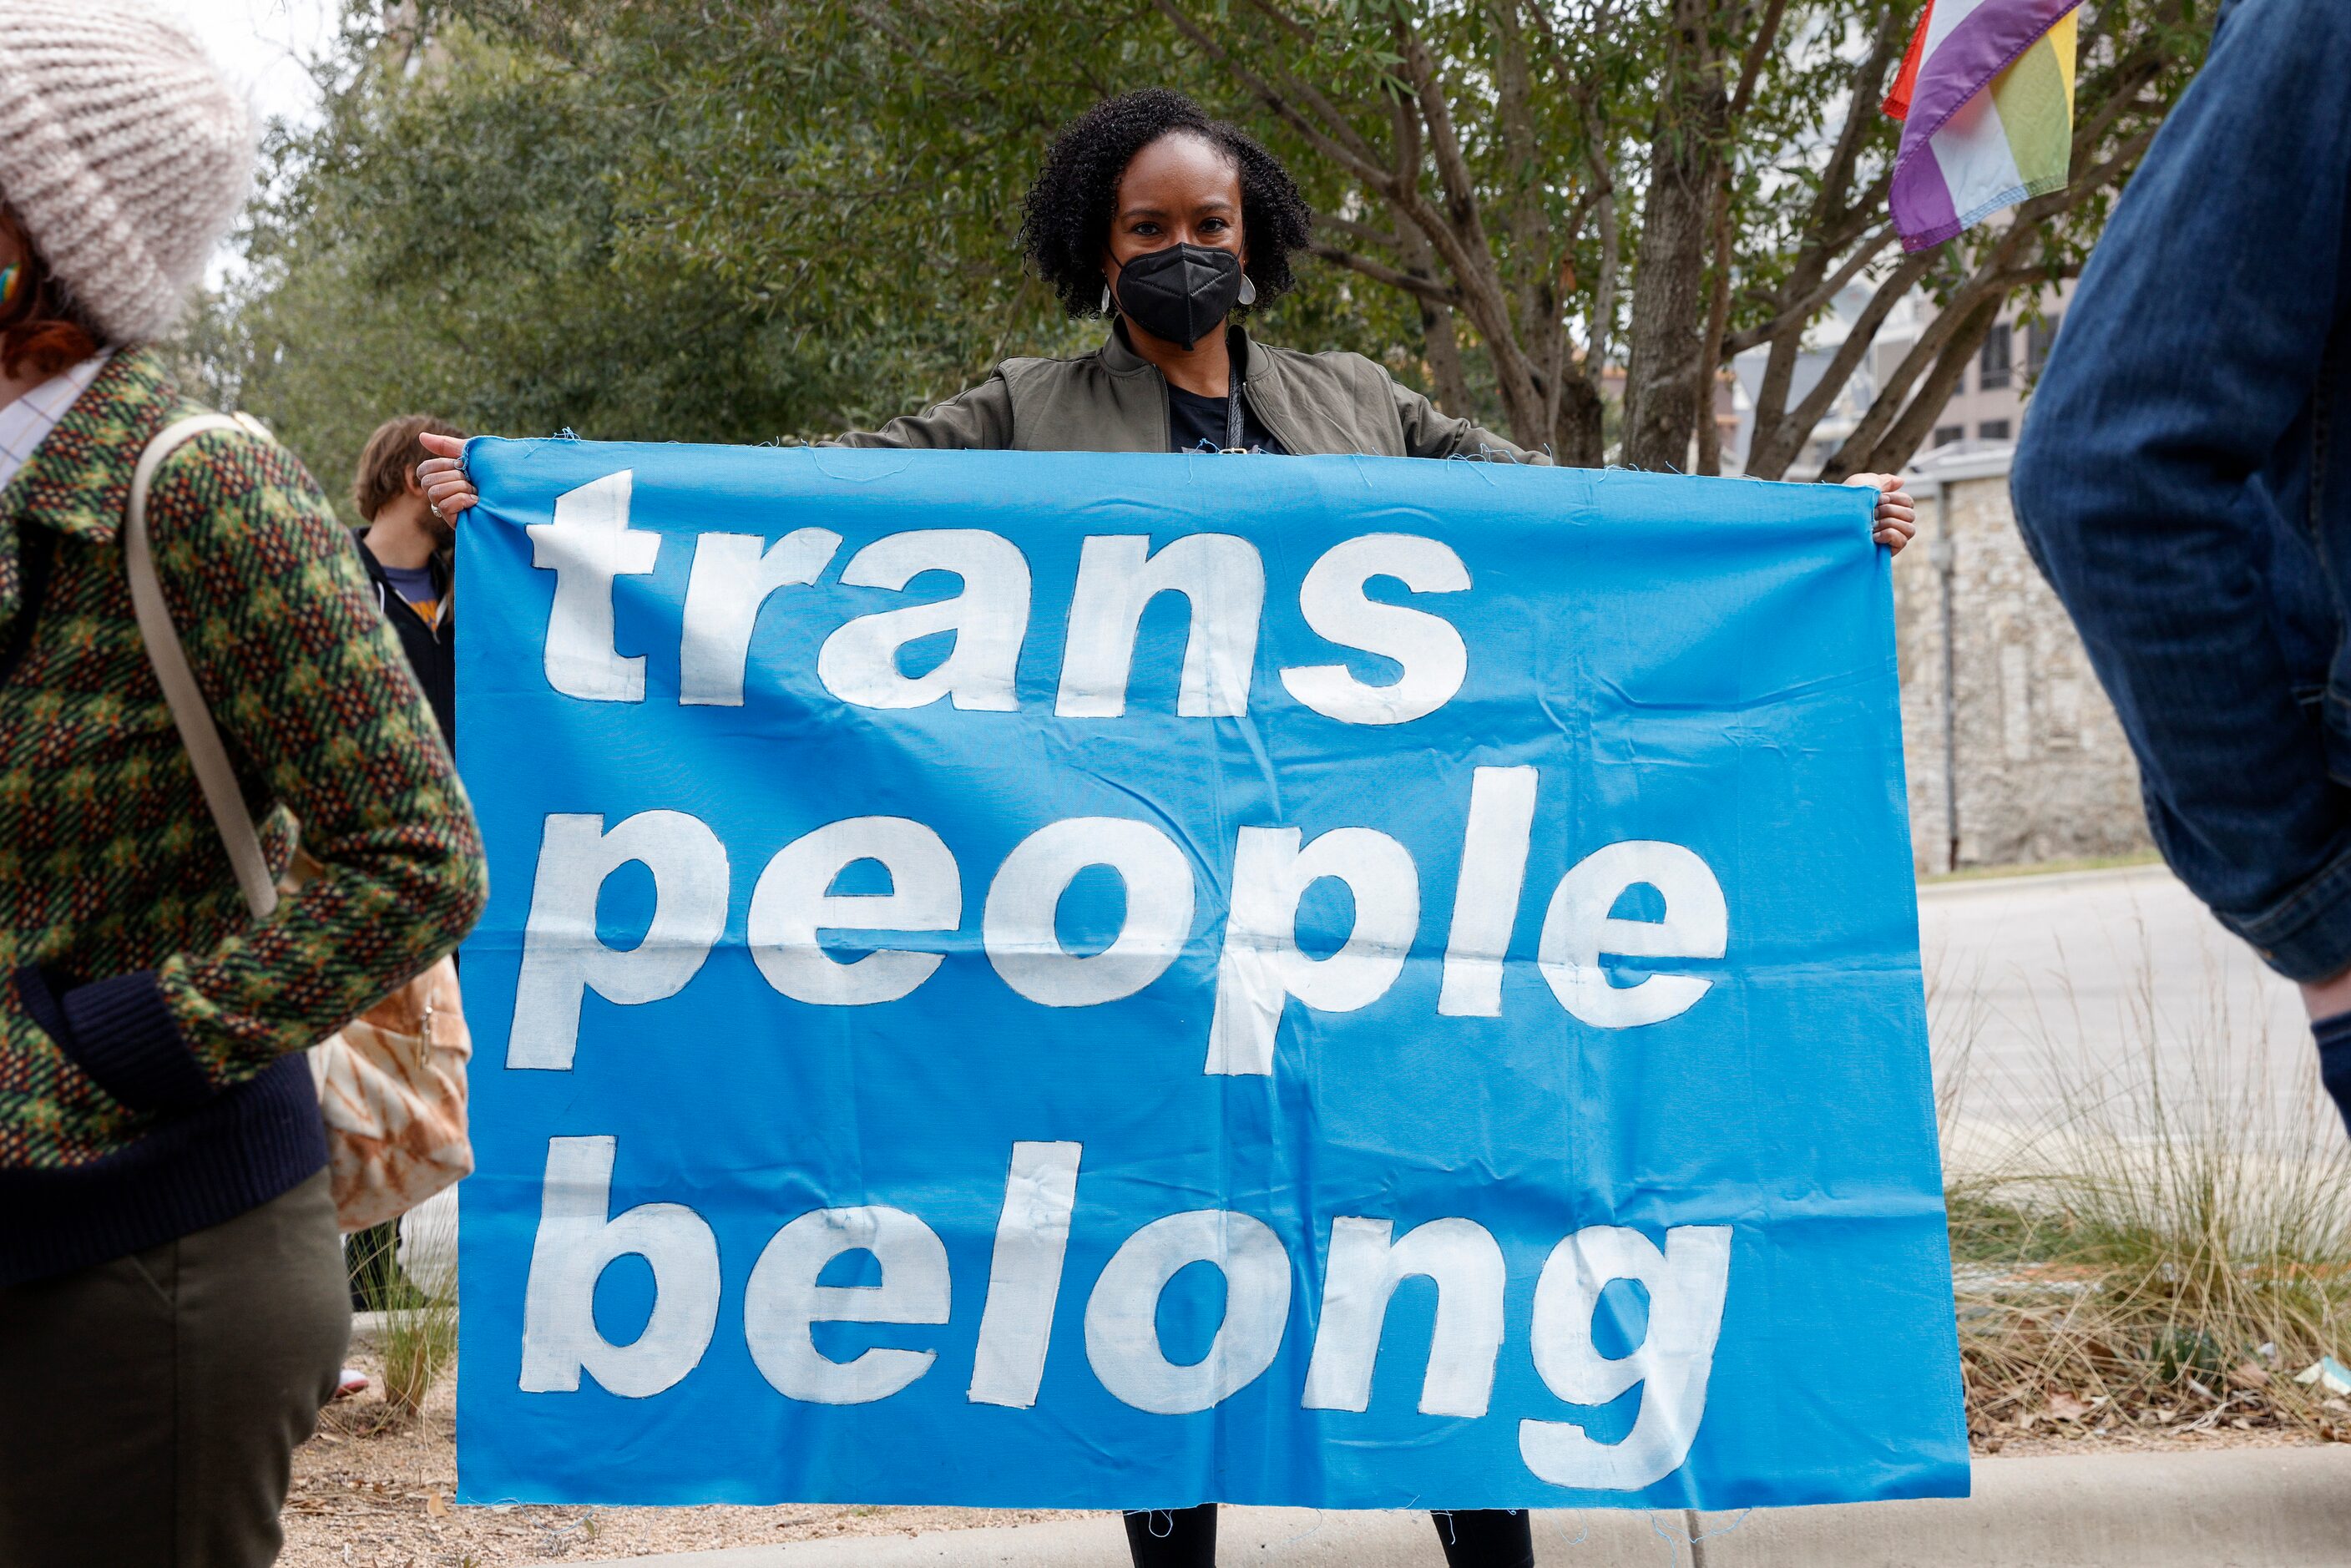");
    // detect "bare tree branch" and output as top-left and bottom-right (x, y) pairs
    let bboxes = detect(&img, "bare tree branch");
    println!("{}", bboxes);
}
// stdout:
(1312, 212), (1402, 251)
(1747, 249), (1934, 477)
(1724, 224), (1897, 357)
(1830, 245), (2040, 467)
(1305, 237), (1464, 306)
(1393, 13), (1485, 239)
(1828, 294), (2000, 480)
(1393, 219), (1474, 415)
(1489, 0), (1561, 432)
(1729, 0), (1786, 116)
(1806, 8), (1908, 234)
(1371, 28), (1548, 443)
(1700, 0), (1790, 473)
(1153, 0), (1392, 191)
